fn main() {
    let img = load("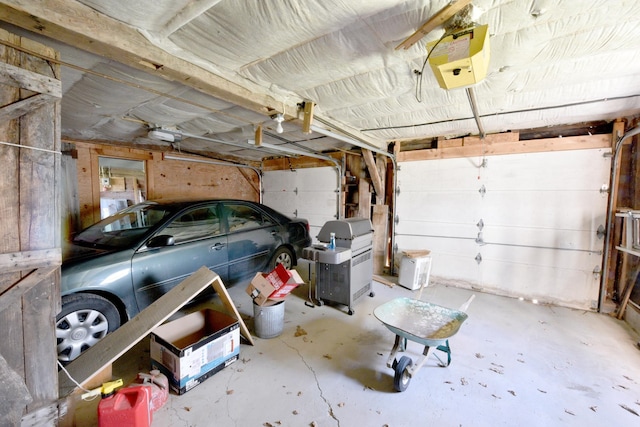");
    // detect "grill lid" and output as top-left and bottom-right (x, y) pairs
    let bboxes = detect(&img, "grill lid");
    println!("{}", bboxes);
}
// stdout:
(317, 218), (373, 242)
